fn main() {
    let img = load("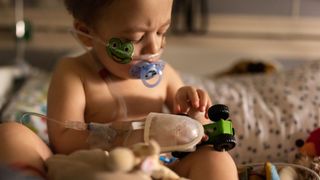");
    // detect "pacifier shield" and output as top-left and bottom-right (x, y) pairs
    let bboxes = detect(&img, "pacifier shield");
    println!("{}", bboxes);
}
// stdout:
(129, 60), (165, 88)
(107, 38), (134, 64)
